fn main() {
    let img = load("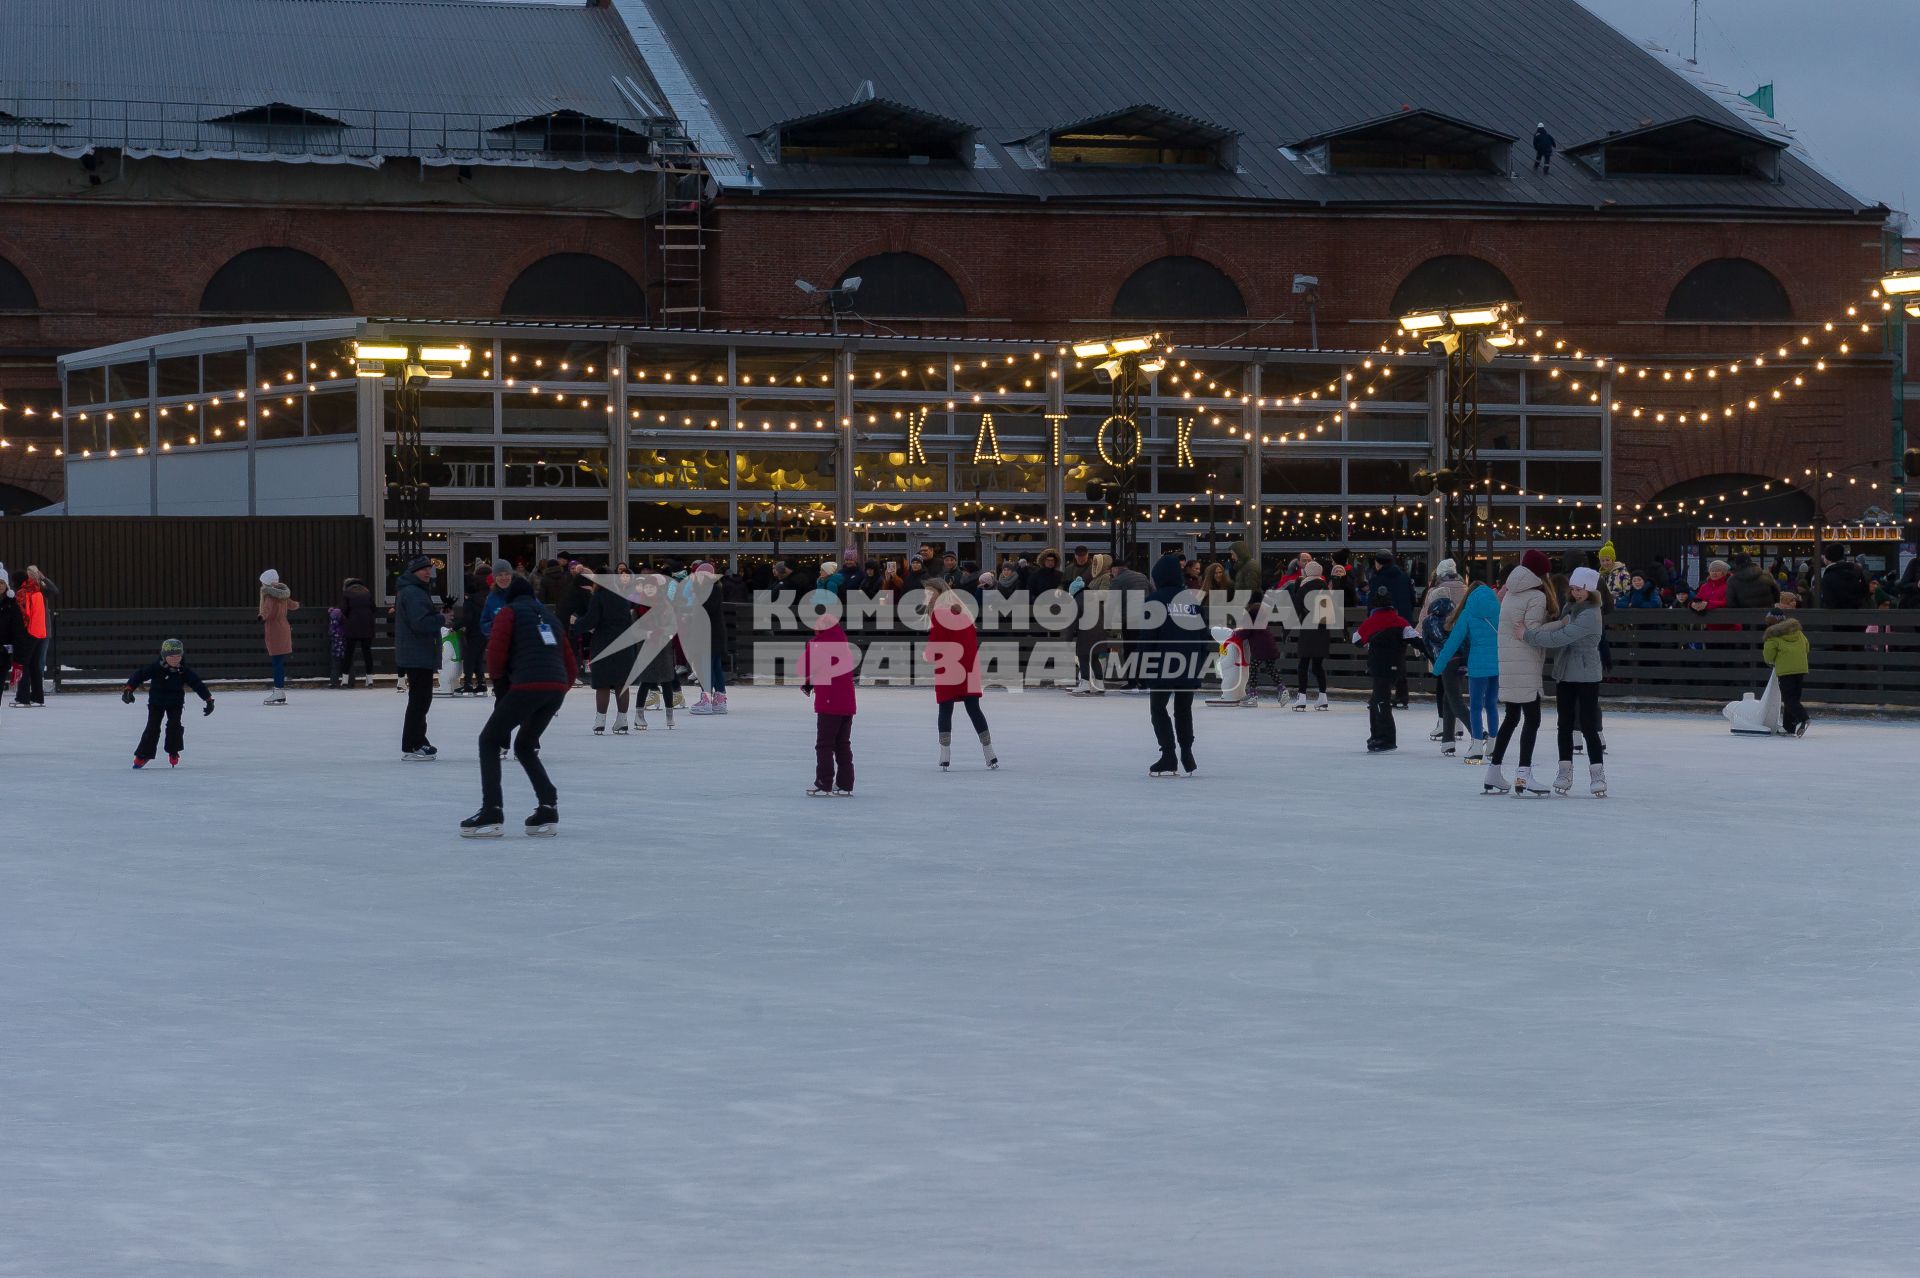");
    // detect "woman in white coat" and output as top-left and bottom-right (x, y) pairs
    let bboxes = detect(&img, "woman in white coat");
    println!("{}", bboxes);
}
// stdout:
(1484, 550), (1556, 796)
